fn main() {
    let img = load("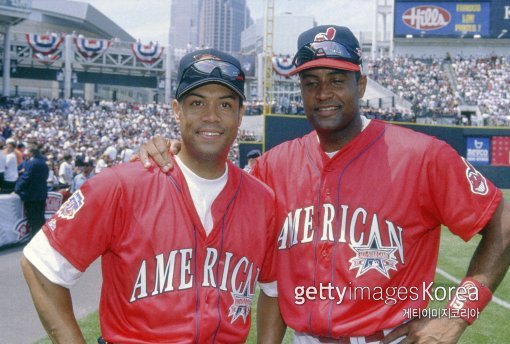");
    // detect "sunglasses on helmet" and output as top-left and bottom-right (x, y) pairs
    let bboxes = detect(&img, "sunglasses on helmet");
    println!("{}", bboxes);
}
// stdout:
(292, 41), (361, 68)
